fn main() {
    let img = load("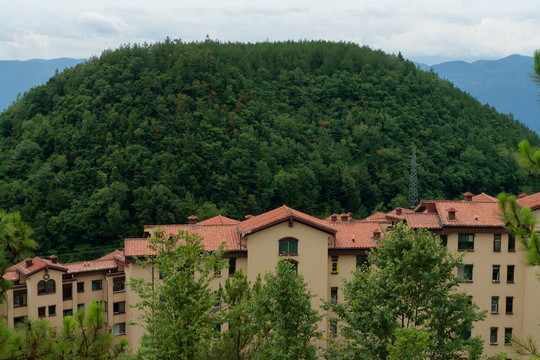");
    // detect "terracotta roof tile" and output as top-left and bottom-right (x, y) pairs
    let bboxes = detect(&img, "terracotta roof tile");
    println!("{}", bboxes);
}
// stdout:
(402, 213), (442, 229)
(237, 205), (336, 235)
(198, 215), (240, 225)
(64, 259), (118, 273)
(415, 200), (503, 227)
(471, 192), (498, 202)
(363, 211), (392, 221)
(9, 257), (68, 277)
(330, 221), (382, 249)
(516, 192), (540, 210)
